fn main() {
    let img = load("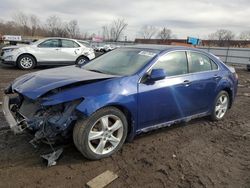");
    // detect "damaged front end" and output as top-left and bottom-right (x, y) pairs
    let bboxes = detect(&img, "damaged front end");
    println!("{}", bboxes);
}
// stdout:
(2, 66), (118, 166)
(3, 88), (81, 147)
